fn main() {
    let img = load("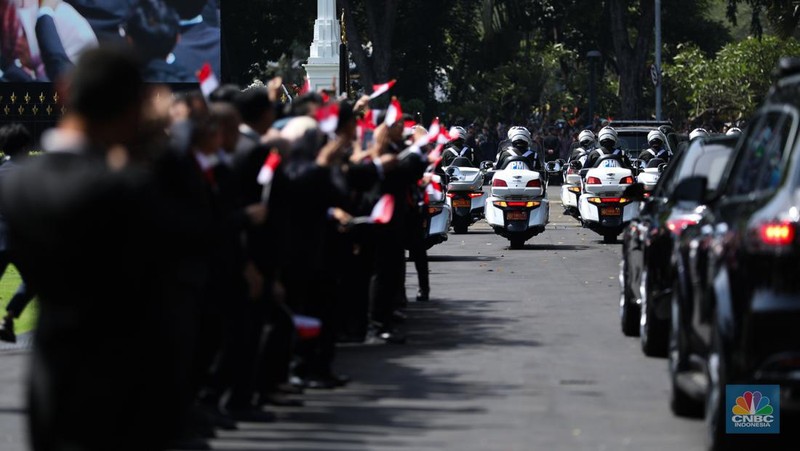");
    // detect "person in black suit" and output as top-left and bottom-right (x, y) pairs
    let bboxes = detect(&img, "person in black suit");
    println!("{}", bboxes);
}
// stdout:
(368, 116), (428, 344)
(126, 0), (194, 83)
(0, 124), (36, 343)
(165, 0), (221, 76)
(0, 48), (181, 451)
